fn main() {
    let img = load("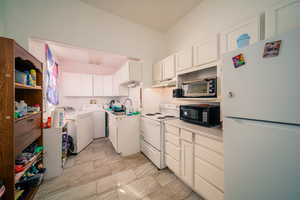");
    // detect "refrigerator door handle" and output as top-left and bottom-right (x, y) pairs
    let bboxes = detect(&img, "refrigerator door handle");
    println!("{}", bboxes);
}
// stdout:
(227, 117), (300, 129)
(227, 91), (234, 98)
